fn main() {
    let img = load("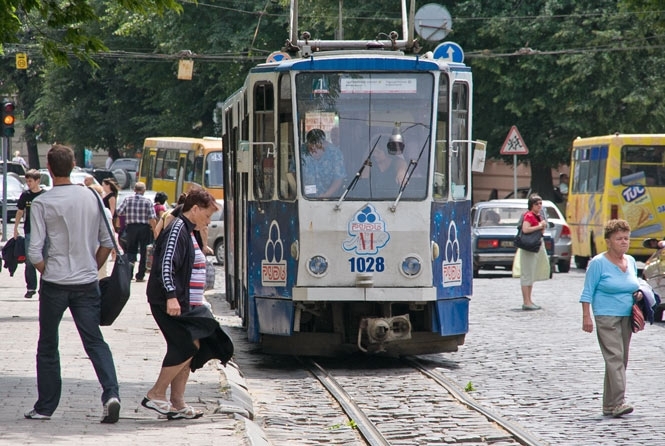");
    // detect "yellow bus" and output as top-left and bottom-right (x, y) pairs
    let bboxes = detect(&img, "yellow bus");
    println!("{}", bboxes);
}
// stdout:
(139, 137), (224, 202)
(568, 134), (665, 268)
